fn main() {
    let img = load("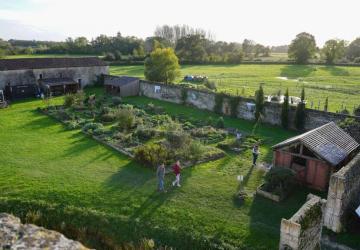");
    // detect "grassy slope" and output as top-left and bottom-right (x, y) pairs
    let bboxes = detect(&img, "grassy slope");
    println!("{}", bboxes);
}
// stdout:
(110, 64), (360, 114)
